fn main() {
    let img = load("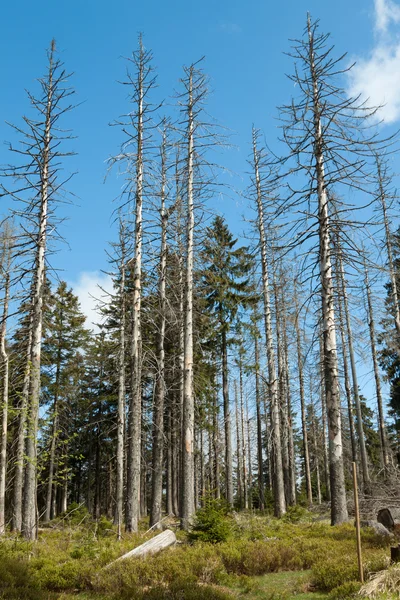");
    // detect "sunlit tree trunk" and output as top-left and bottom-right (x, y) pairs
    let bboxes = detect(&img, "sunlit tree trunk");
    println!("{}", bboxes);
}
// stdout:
(251, 130), (285, 517)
